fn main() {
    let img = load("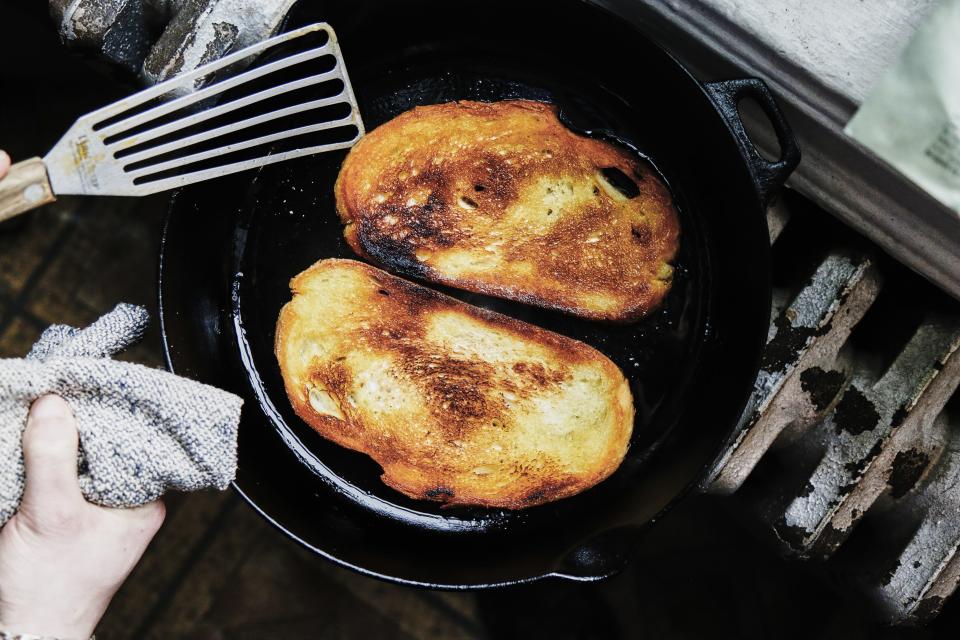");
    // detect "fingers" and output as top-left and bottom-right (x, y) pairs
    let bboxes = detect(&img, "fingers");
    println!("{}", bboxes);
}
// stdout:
(20, 395), (84, 522)
(19, 397), (168, 540)
(0, 150), (9, 180)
